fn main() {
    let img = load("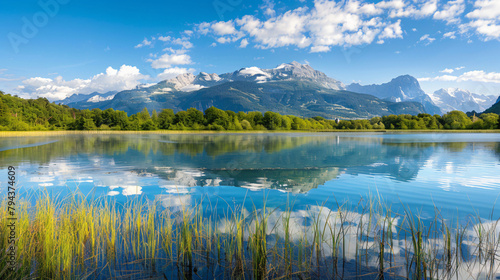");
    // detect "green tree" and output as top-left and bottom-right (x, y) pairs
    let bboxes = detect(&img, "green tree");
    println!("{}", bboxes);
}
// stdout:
(83, 118), (97, 130)
(158, 109), (175, 129)
(241, 119), (252, 130)
(187, 108), (205, 126)
(138, 107), (151, 122)
(471, 119), (485, 129)
(442, 111), (472, 129)
(263, 111), (283, 130)
(141, 119), (157, 130)
(174, 111), (189, 126)
(480, 113), (499, 129)
(0, 98), (12, 127)
(204, 107), (229, 126)
(151, 109), (159, 126)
